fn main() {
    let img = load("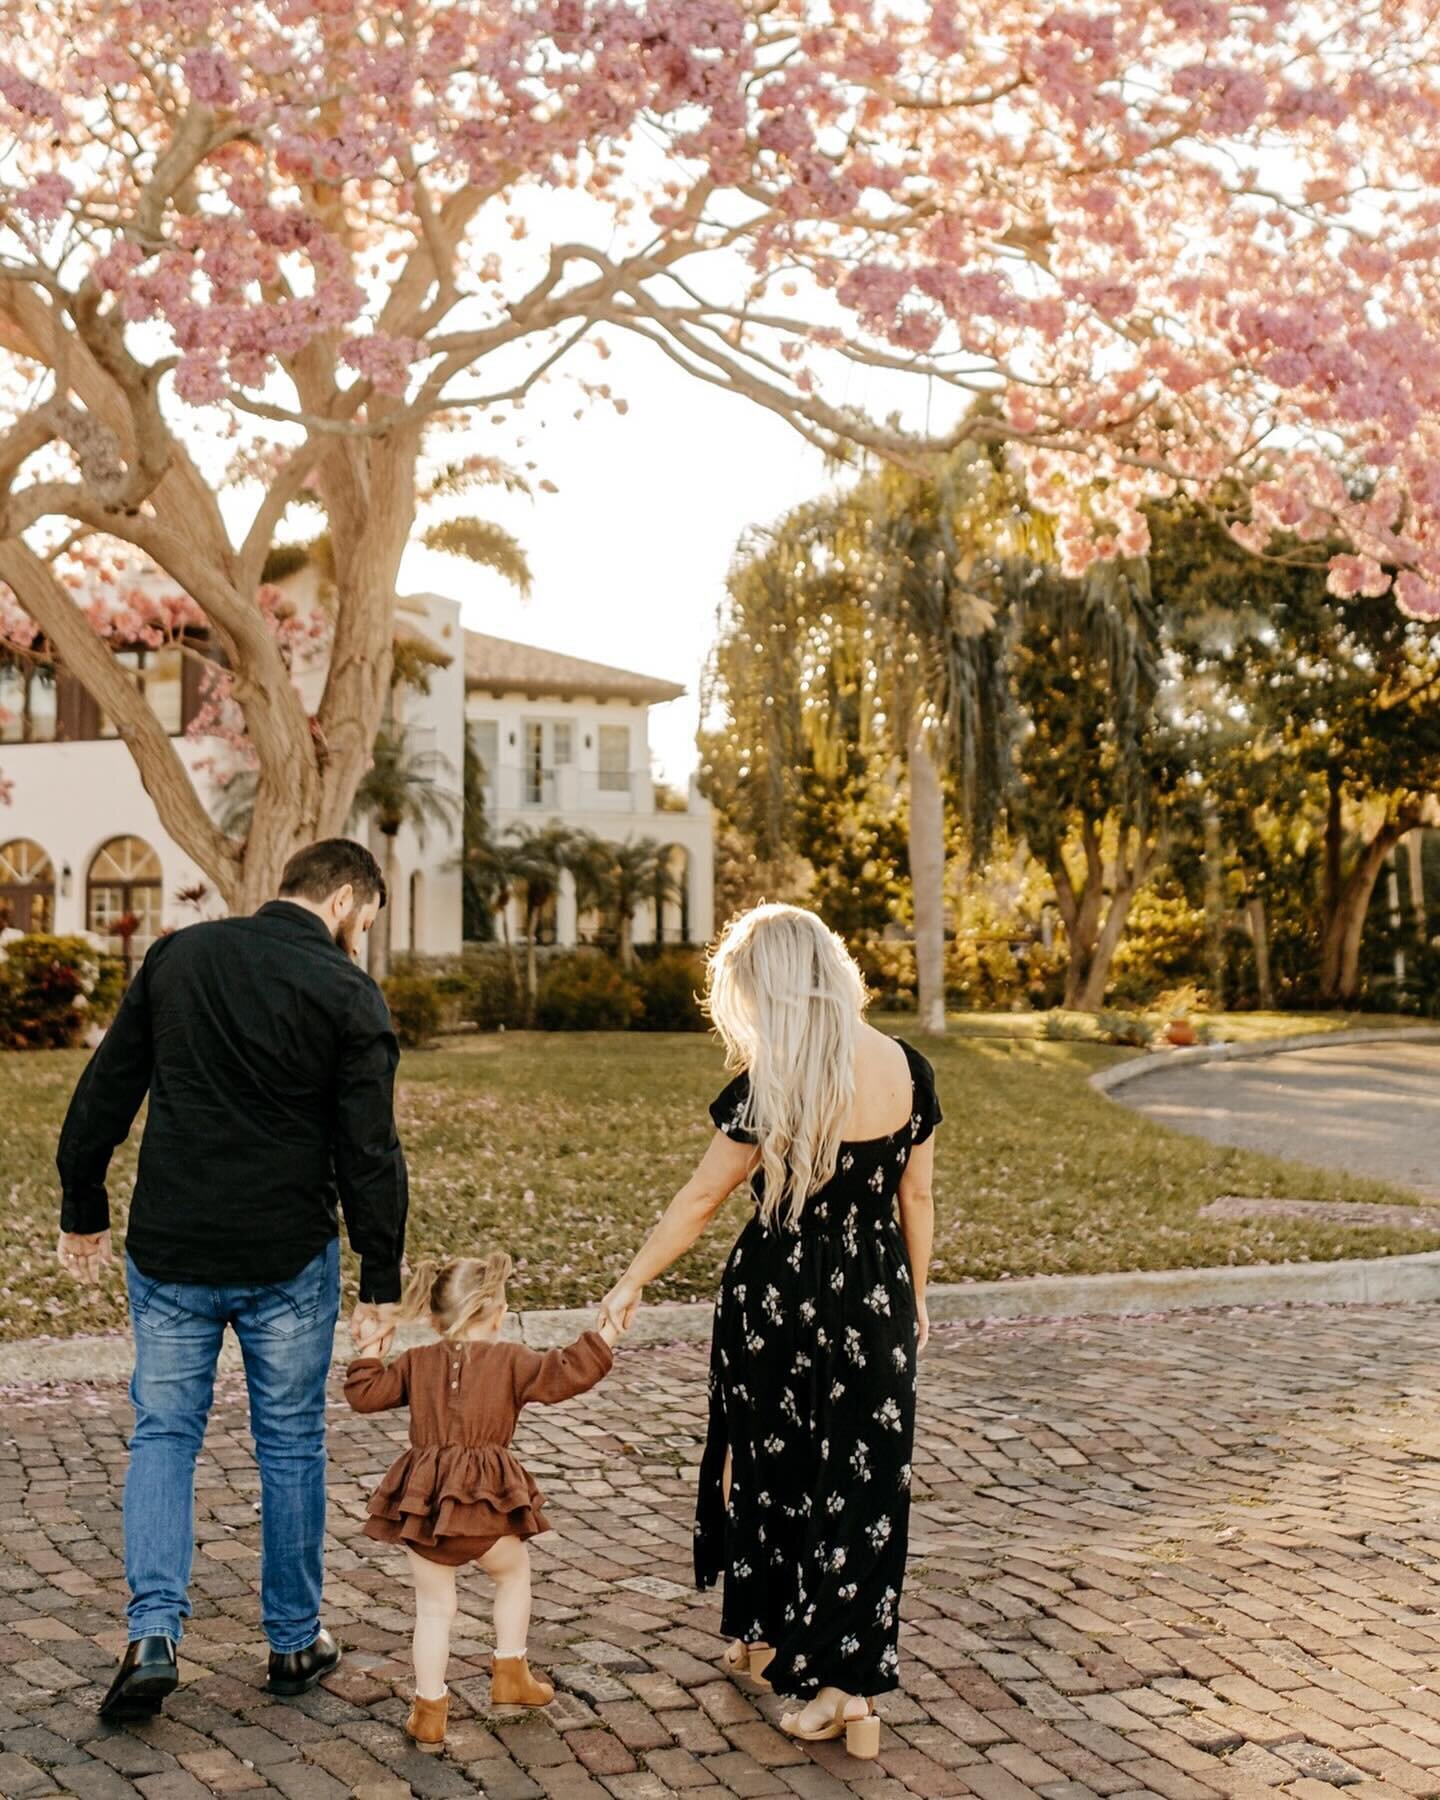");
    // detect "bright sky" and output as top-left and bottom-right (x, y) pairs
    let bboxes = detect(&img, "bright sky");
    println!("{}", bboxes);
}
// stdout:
(397, 335), (836, 788)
